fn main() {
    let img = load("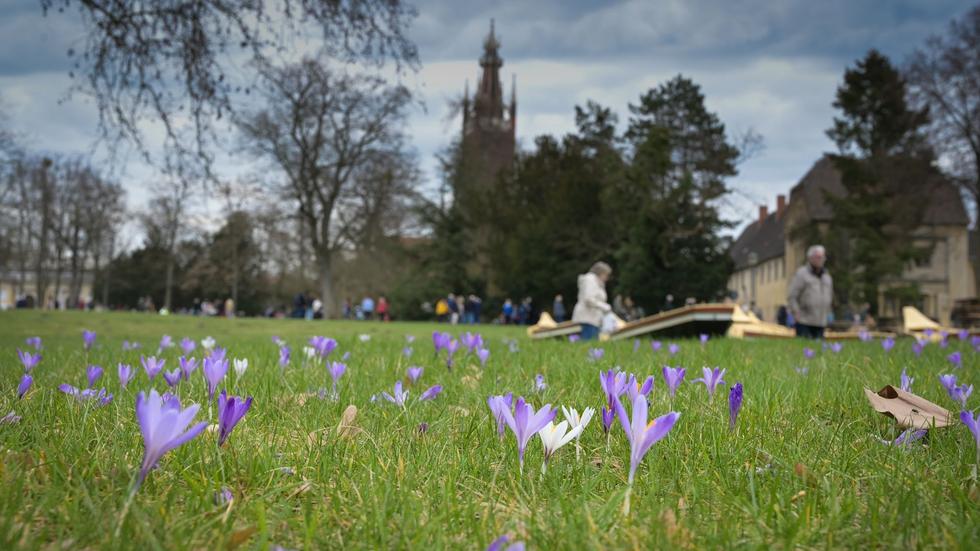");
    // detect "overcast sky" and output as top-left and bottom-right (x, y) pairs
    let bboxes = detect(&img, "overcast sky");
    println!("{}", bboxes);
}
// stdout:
(0, 0), (974, 237)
